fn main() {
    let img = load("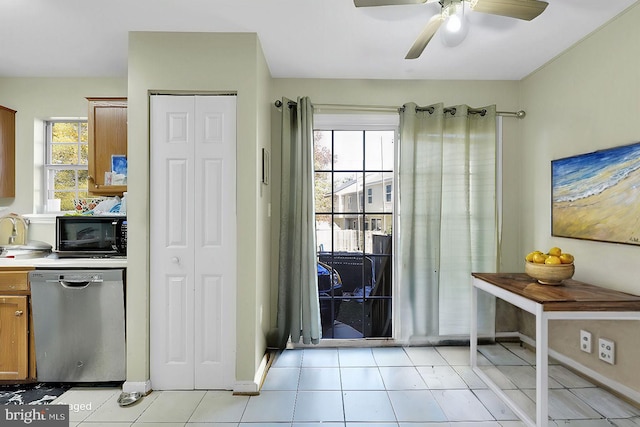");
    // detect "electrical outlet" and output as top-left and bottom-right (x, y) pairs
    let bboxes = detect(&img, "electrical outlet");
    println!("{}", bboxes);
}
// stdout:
(598, 338), (615, 365)
(580, 330), (592, 353)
